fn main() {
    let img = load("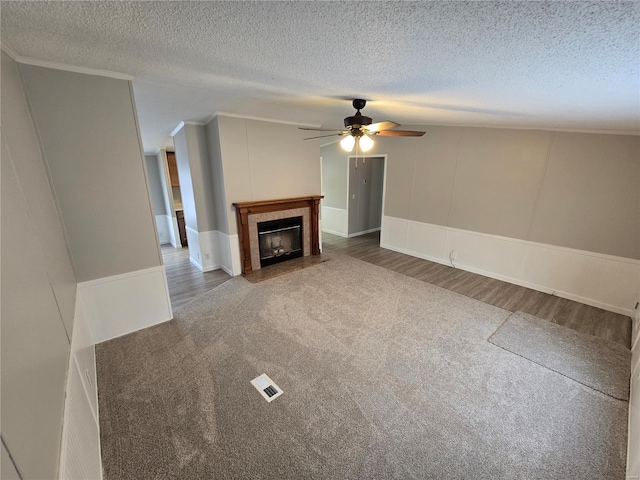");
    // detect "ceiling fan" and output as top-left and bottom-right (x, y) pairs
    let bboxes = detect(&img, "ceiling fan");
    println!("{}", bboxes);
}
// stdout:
(300, 99), (425, 152)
